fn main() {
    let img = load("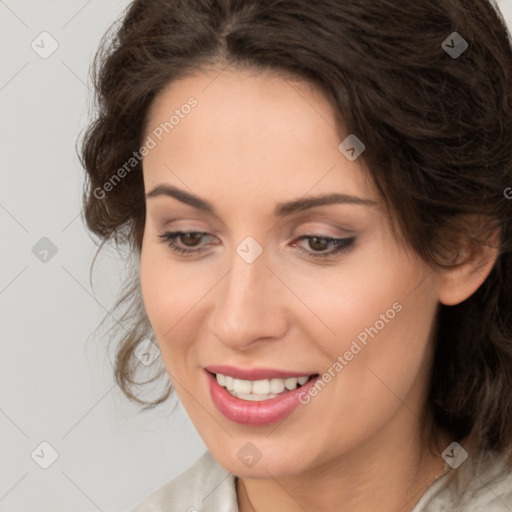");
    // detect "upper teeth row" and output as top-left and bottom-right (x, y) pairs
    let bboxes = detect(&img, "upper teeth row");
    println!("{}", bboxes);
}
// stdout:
(216, 373), (310, 395)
